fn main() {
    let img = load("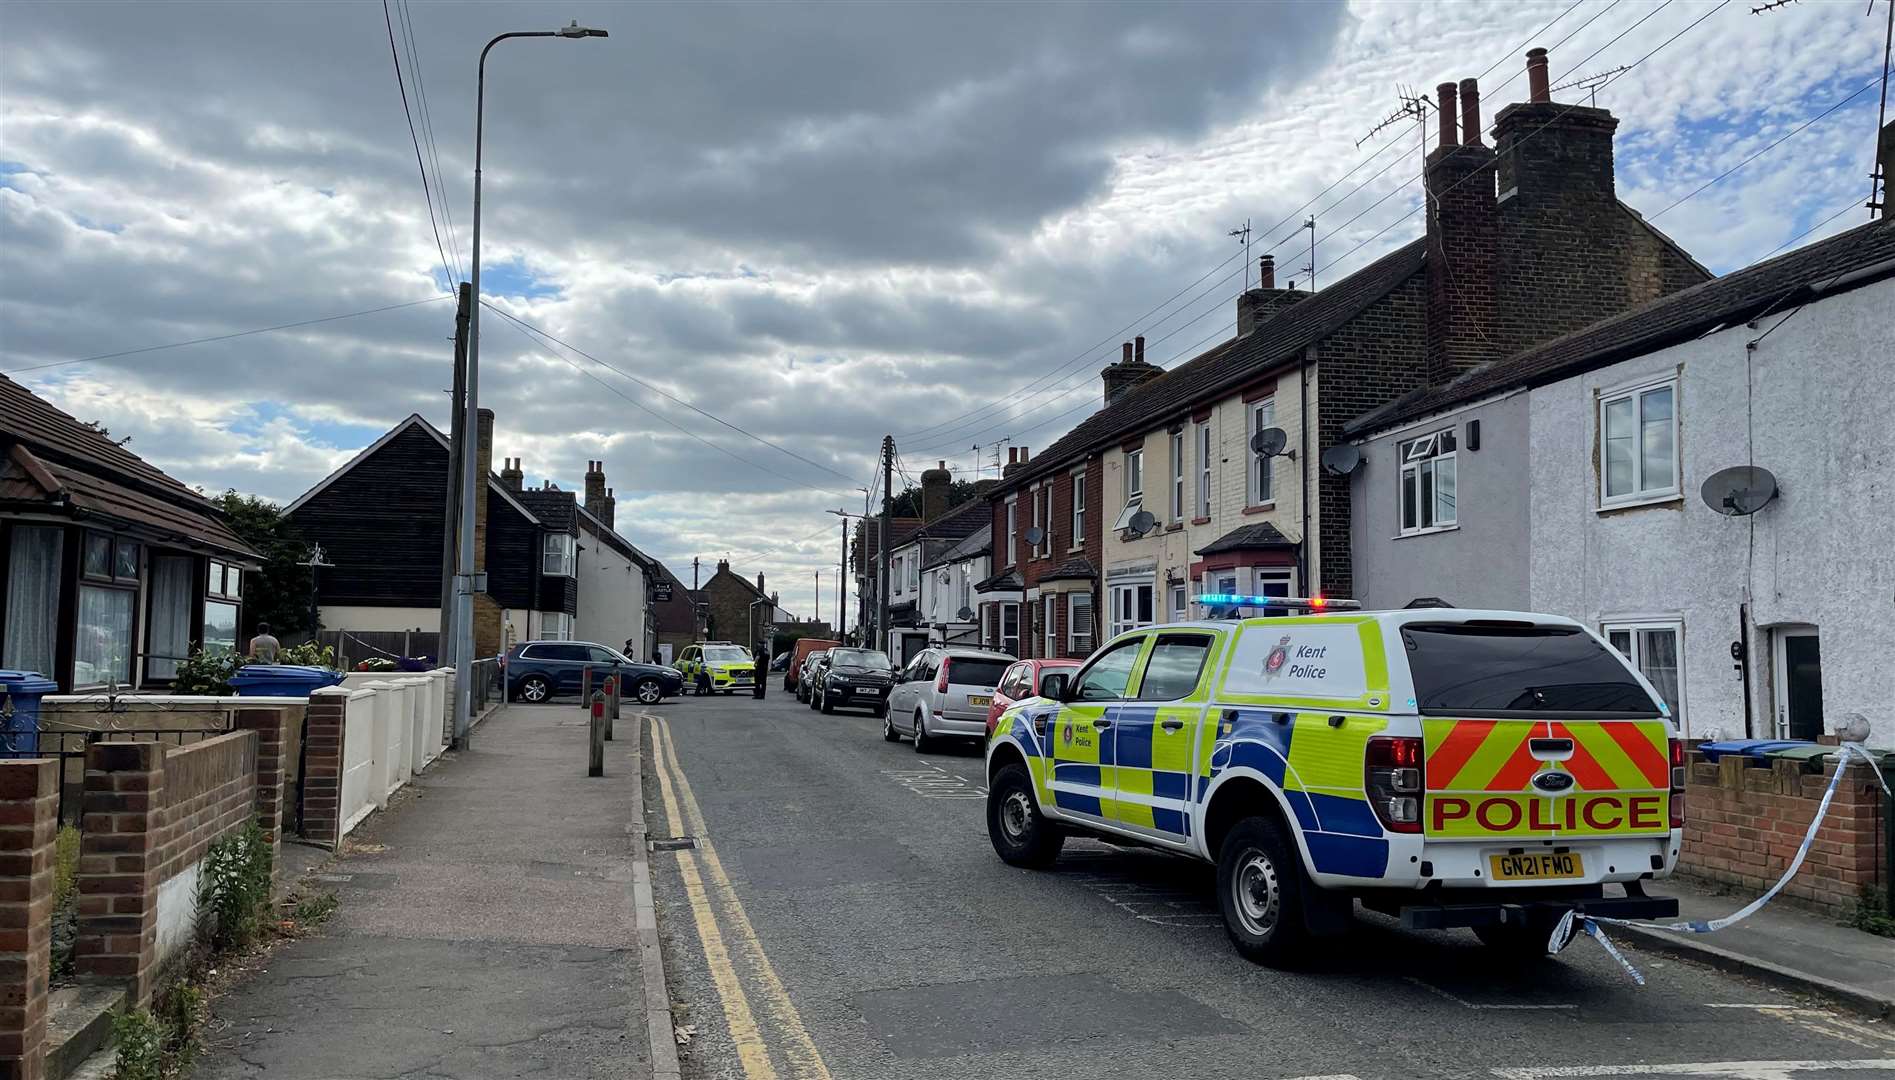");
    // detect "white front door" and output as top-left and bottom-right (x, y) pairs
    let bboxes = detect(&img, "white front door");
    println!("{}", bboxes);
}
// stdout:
(1772, 626), (1823, 741)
